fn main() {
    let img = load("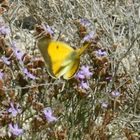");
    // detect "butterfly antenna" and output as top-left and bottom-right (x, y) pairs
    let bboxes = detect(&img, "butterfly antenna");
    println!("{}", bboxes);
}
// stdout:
(77, 43), (90, 56)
